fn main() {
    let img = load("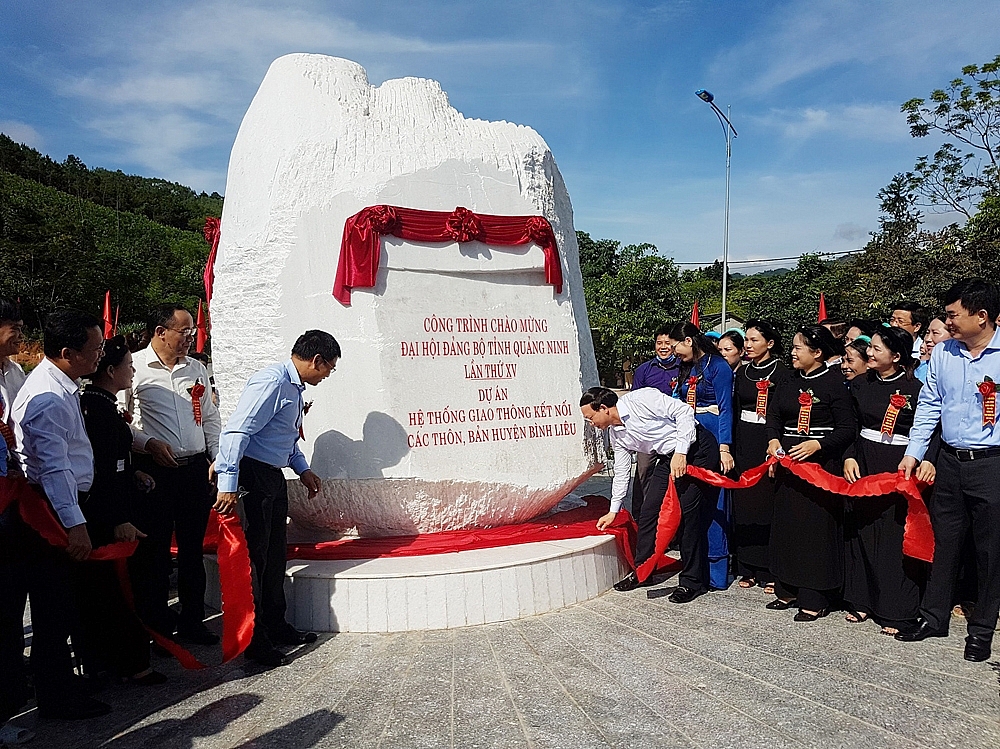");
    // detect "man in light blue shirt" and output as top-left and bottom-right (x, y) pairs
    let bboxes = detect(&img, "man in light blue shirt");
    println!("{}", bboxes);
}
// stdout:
(214, 330), (339, 668)
(896, 279), (1000, 663)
